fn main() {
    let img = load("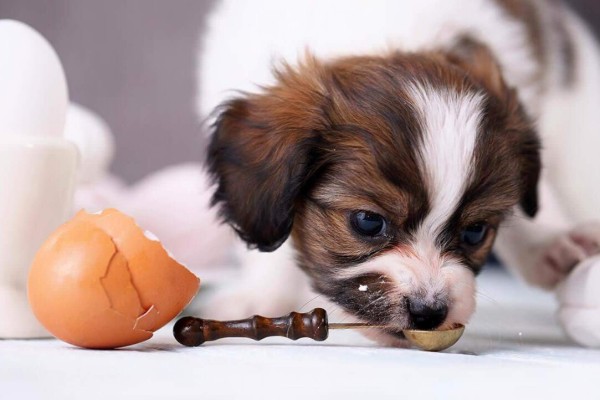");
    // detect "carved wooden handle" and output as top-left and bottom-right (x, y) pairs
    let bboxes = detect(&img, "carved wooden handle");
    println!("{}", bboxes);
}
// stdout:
(174, 308), (329, 346)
